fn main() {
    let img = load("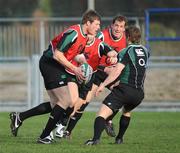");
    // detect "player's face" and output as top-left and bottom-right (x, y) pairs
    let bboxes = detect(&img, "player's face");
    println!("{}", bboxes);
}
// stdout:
(111, 20), (126, 39)
(87, 19), (101, 36)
